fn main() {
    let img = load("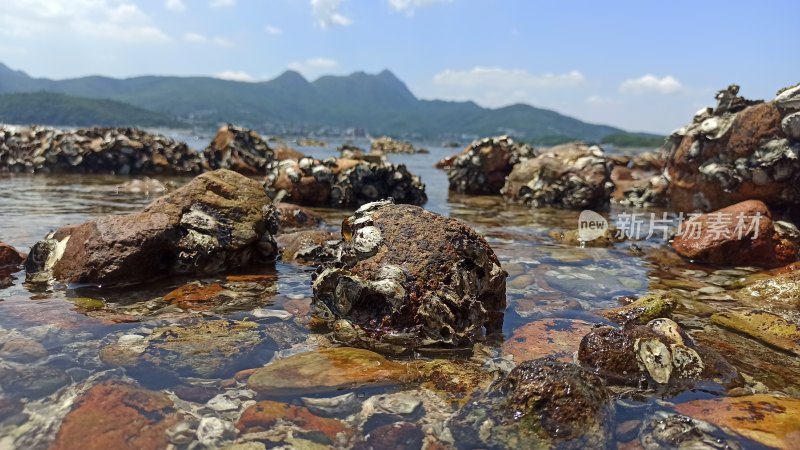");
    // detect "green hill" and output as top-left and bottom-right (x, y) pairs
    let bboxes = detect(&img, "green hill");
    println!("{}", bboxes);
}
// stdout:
(0, 62), (647, 143)
(0, 91), (184, 128)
